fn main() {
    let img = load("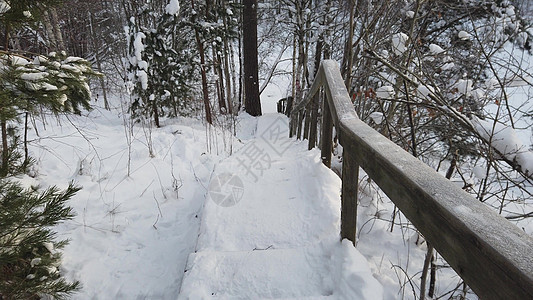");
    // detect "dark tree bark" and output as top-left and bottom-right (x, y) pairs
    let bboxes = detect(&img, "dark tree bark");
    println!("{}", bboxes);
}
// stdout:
(89, 11), (109, 110)
(152, 101), (160, 128)
(196, 29), (213, 124)
(1, 26), (9, 177)
(1, 118), (7, 177)
(243, 0), (261, 116)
